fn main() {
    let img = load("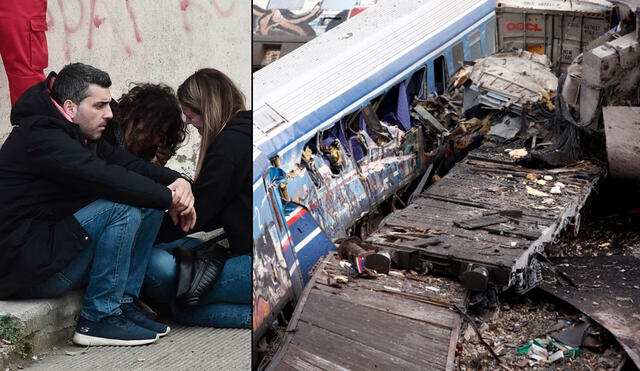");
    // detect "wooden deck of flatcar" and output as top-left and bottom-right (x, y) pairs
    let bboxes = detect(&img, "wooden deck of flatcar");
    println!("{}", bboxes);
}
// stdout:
(265, 253), (467, 371)
(263, 143), (604, 370)
(367, 142), (604, 291)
